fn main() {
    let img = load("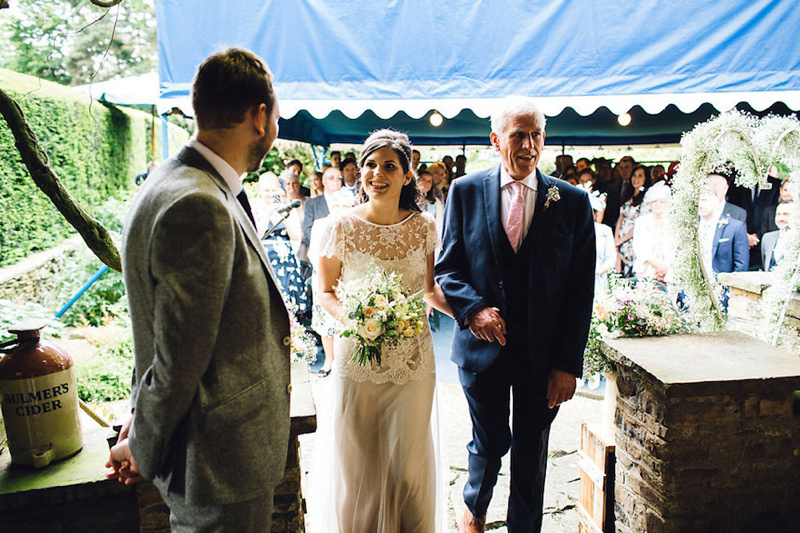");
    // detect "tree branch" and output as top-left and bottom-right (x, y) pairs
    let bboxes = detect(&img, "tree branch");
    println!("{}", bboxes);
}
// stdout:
(0, 1), (9, 10)
(0, 87), (121, 272)
(89, 0), (123, 7)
